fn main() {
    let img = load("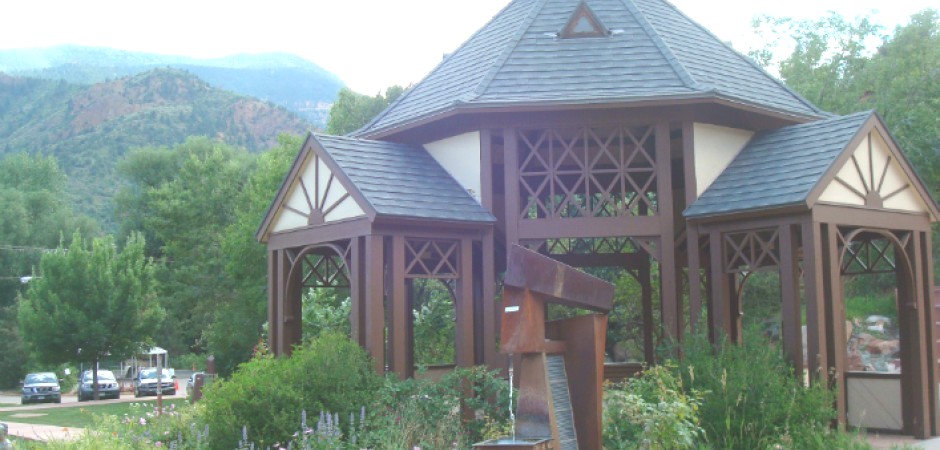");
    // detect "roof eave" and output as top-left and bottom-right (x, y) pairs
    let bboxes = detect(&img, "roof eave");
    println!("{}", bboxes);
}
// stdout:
(359, 91), (825, 140)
